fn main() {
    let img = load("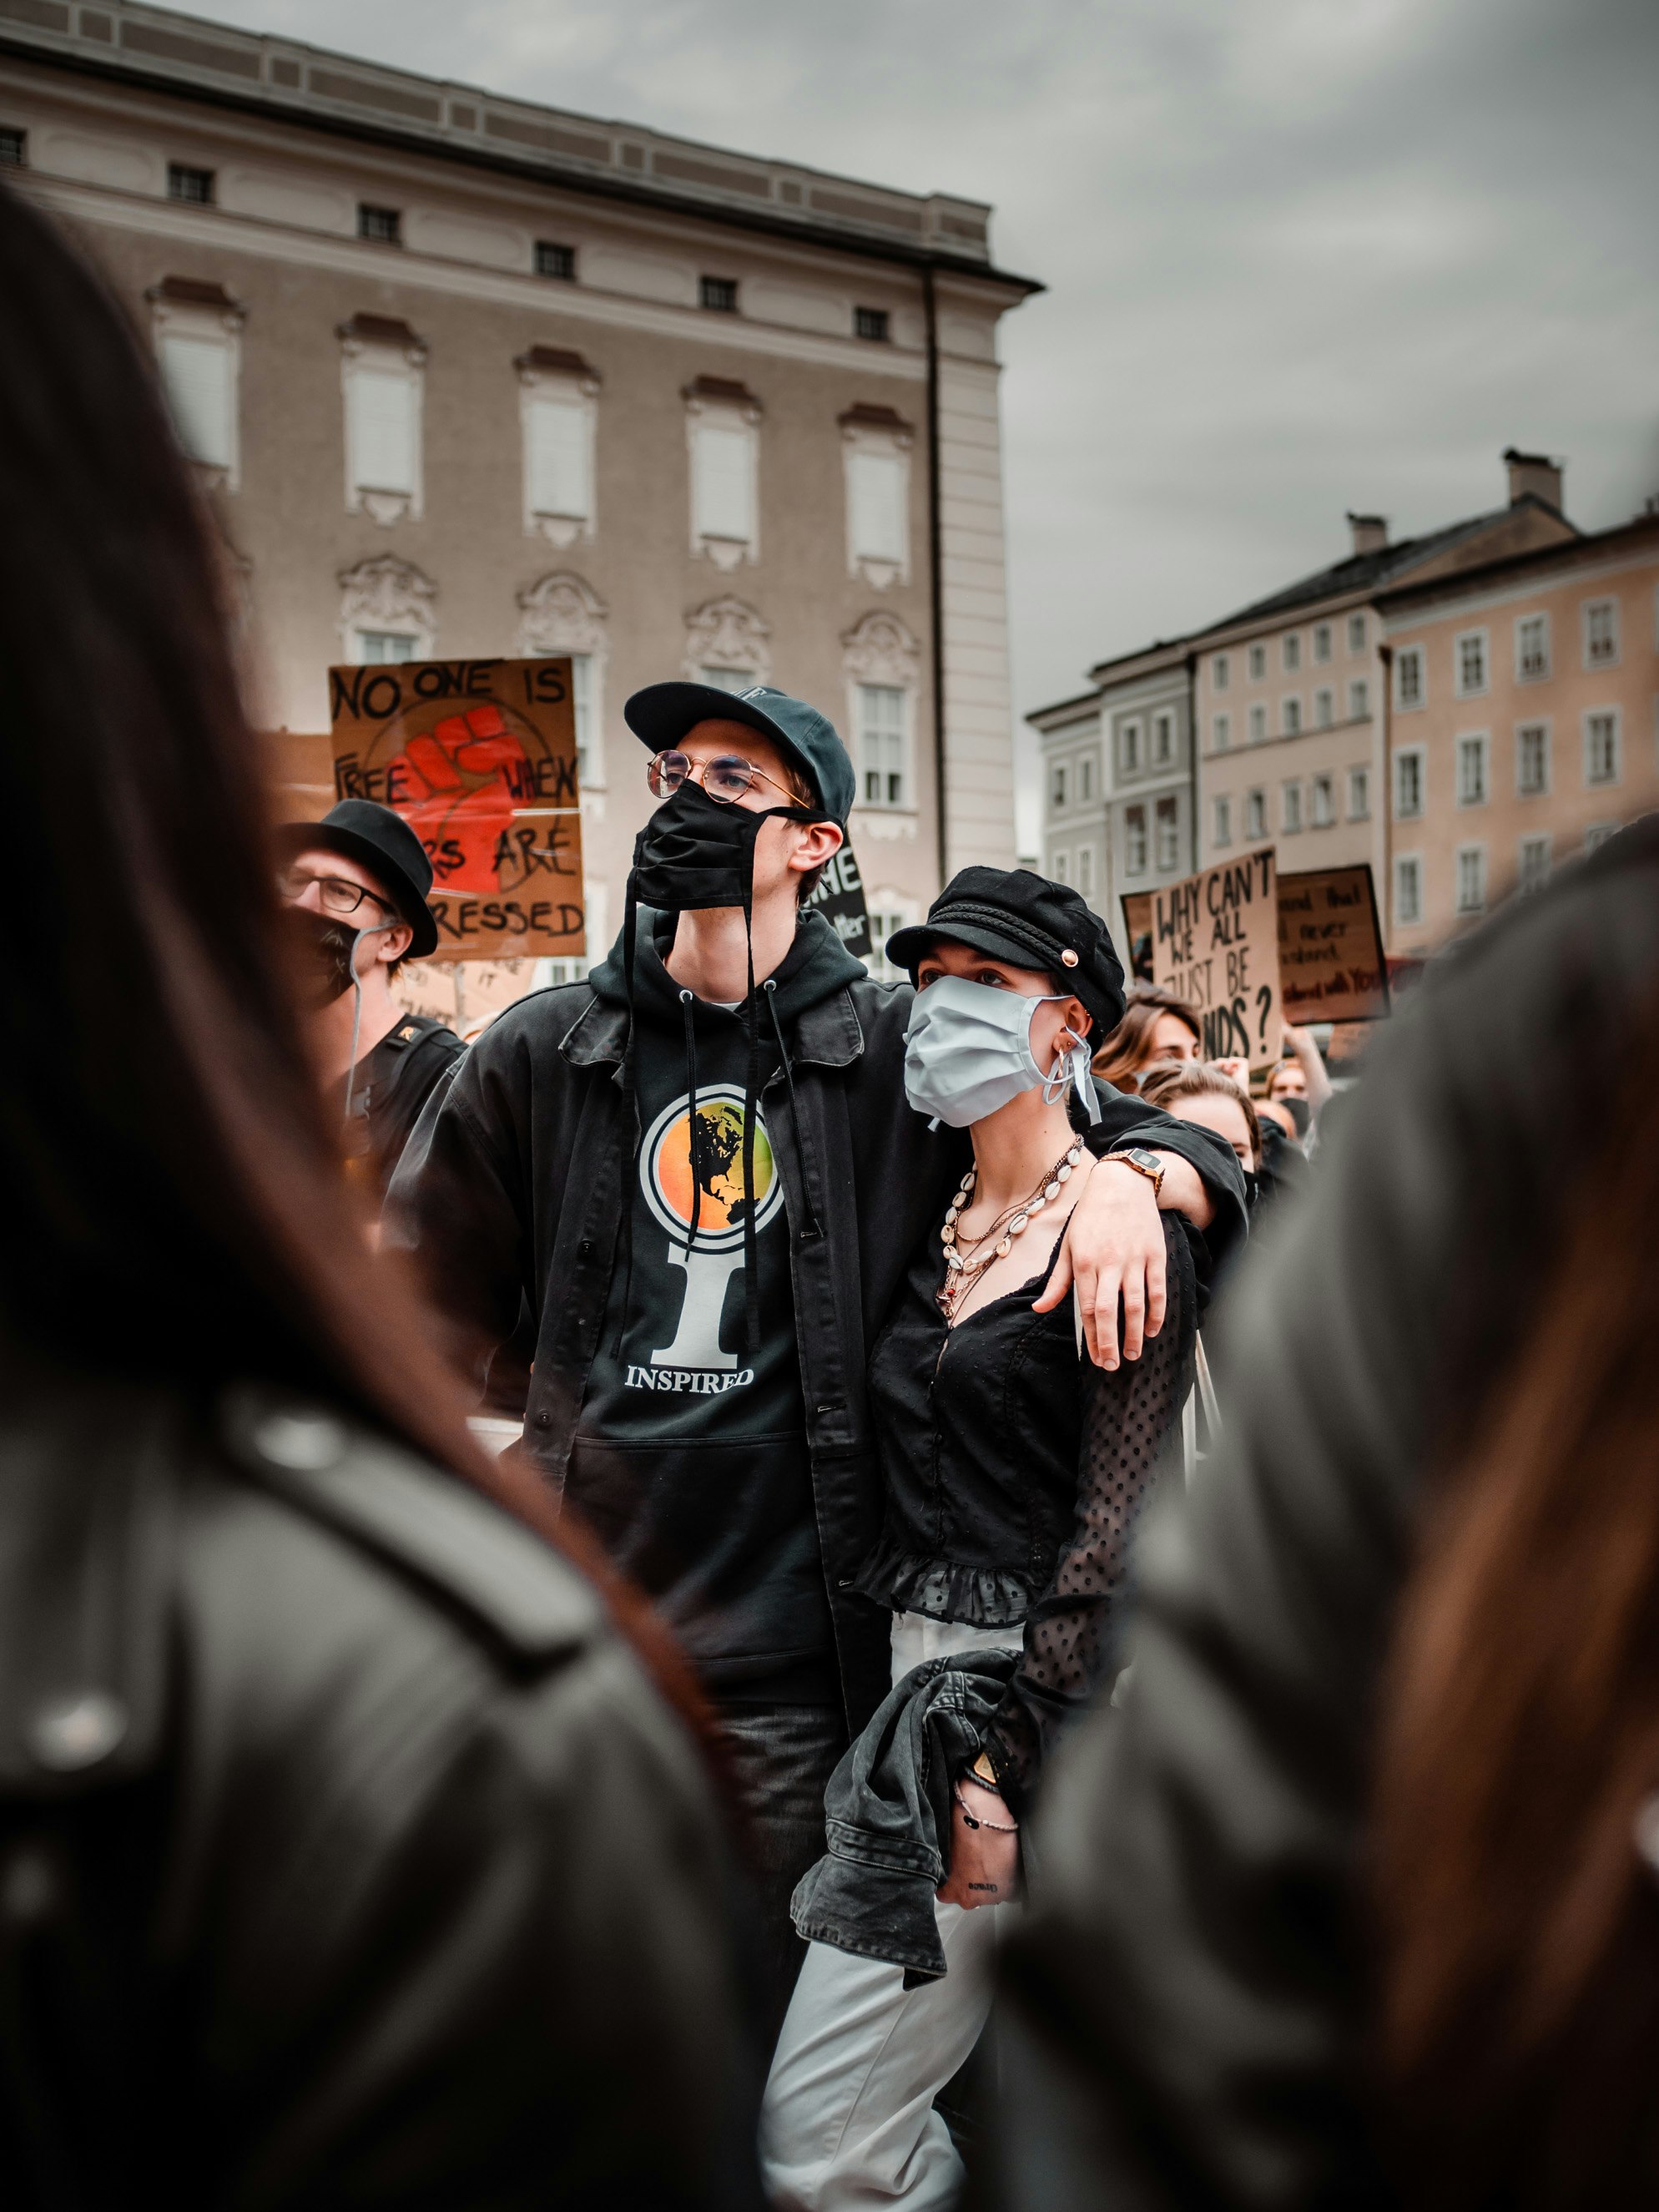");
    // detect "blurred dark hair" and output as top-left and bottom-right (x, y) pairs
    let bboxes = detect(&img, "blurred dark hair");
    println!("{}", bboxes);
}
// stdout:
(1373, 1009), (1659, 2204)
(0, 180), (698, 1713)
(1138, 1062), (1260, 1168)
(1092, 984), (1201, 1092)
